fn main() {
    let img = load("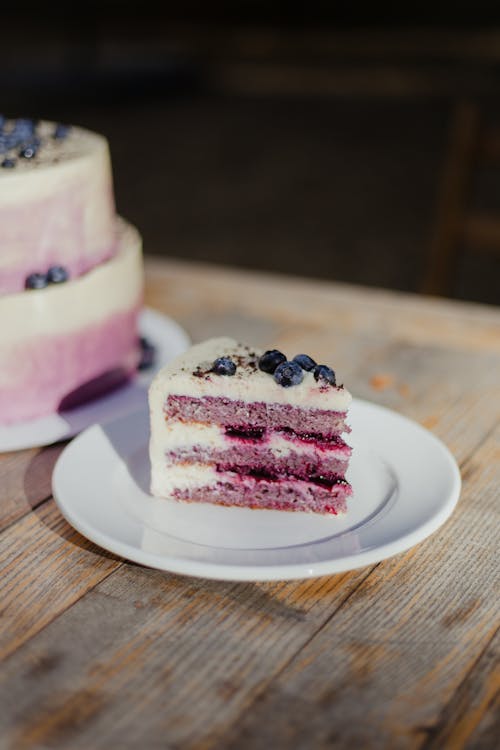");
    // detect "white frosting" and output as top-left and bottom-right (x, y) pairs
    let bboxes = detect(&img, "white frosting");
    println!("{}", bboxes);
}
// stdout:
(151, 421), (224, 454)
(151, 420), (347, 457)
(0, 218), (142, 346)
(0, 121), (115, 288)
(0, 121), (108, 181)
(151, 462), (216, 497)
(149, 337), (352, 412)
